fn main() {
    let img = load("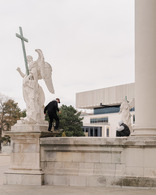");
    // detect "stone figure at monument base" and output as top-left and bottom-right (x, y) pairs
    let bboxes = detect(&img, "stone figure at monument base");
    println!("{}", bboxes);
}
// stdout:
(116, 120), (130, 137)
(17, 49), (55, 124)
(119, 97), (135, 133)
